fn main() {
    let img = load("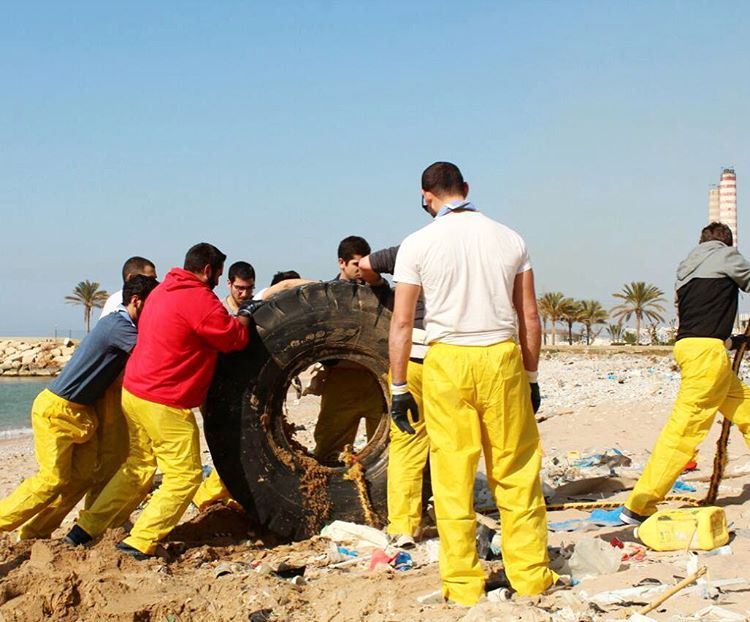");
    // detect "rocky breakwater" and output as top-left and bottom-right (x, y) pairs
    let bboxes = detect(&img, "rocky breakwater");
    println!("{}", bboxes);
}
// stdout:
(0, 338), (78, 377)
